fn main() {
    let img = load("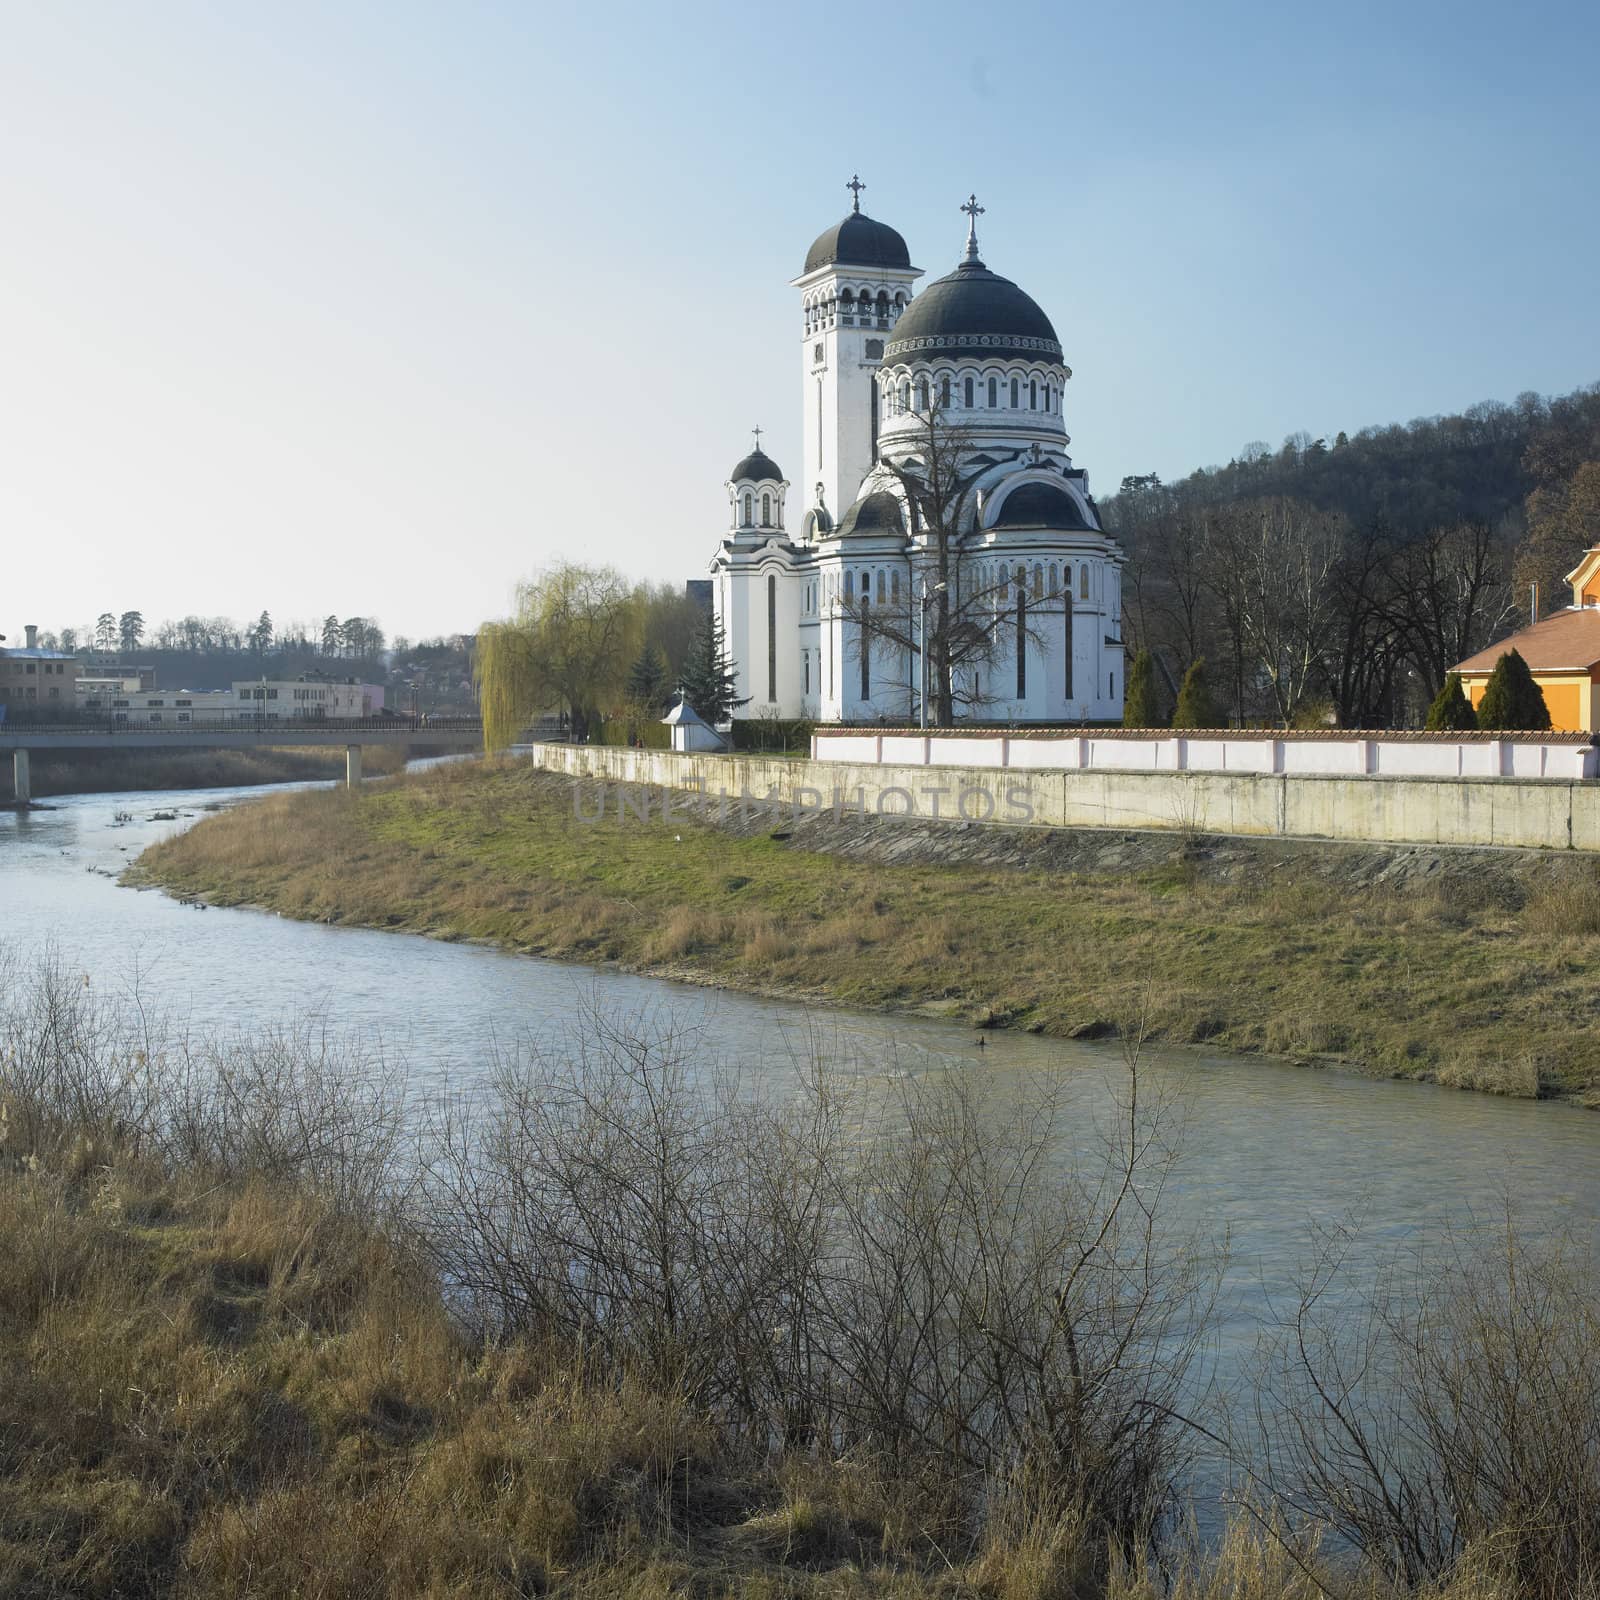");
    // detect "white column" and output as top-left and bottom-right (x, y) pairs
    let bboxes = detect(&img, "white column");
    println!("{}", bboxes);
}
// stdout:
(12, 749), (30, 804)
(346, 744), (363, 786)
